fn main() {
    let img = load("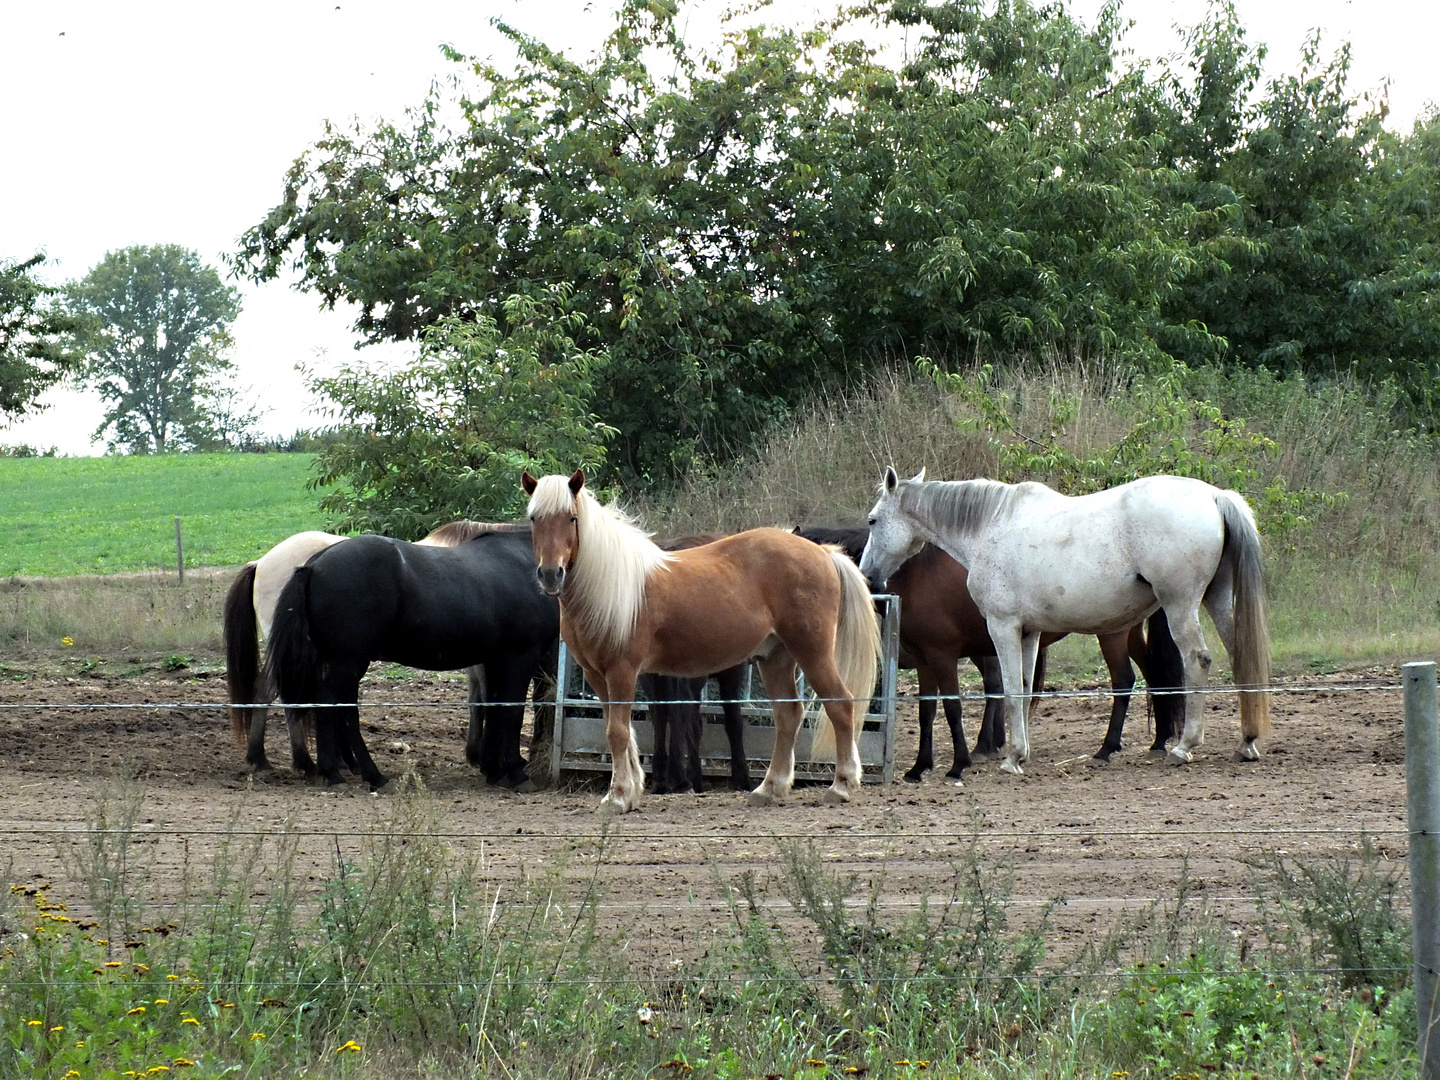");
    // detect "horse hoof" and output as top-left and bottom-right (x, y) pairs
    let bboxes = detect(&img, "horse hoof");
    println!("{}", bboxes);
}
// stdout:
(1147, 747), (1170, 760)
(1091, 752), (1114, 764)
(822, 786), (851, 805)
(946, 763), (969, 780)
(747, 789), (776, 807)
(1168, 748), (1193, 765)
(509, 778), (539, 794)
(903, 769), (925, 784)
(599, 795), (630, 815)
(1235, 742), (1261, 762)
(999, 759), (1024, 776)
